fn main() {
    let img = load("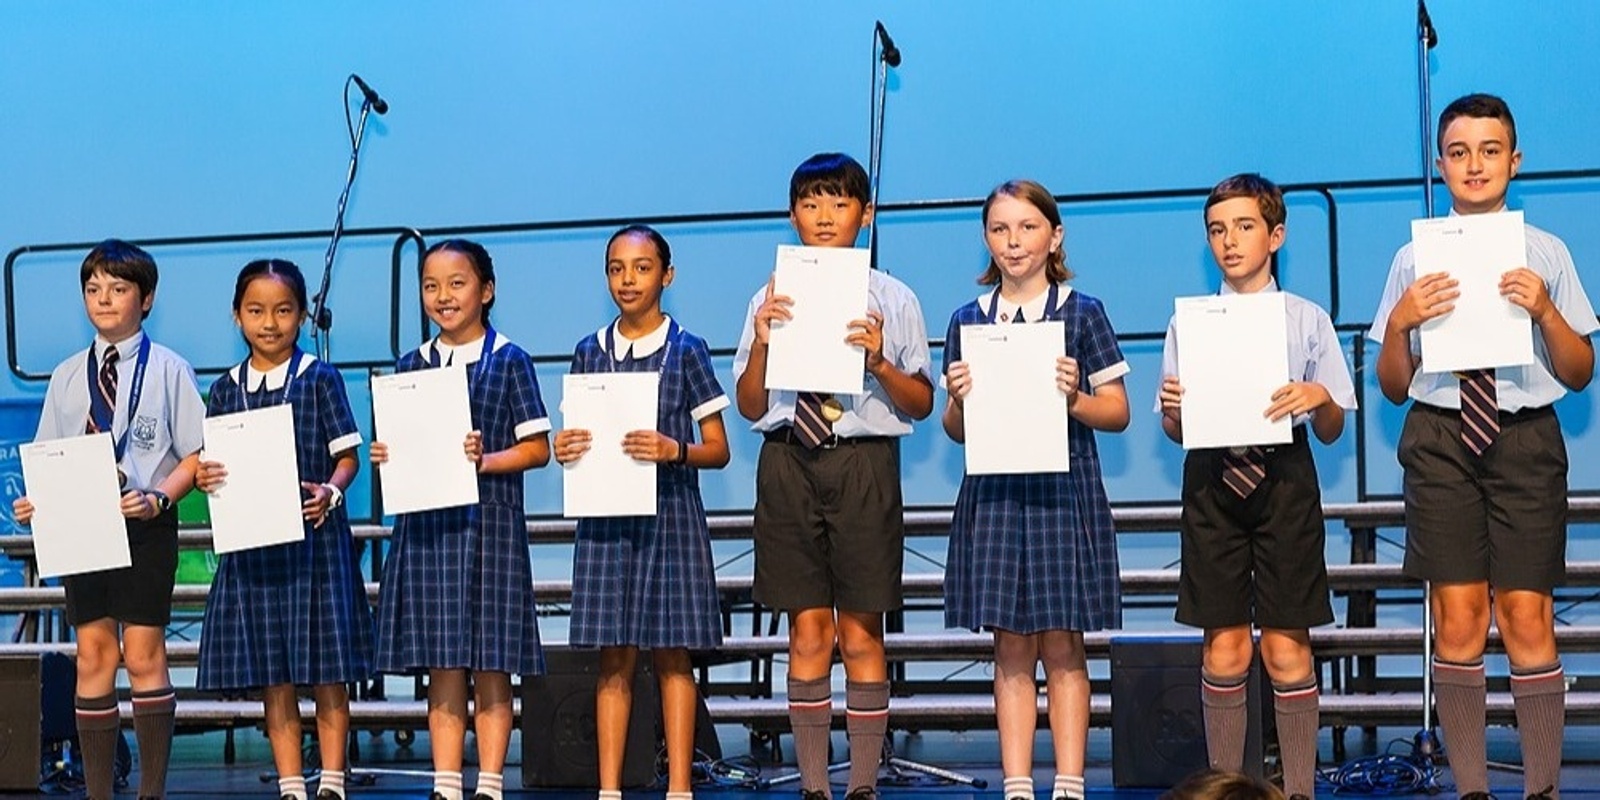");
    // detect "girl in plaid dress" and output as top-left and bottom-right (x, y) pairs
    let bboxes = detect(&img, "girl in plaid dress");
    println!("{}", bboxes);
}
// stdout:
(553, 226), (730, 800)
(195, 260), (373, 800)
(941, 181), (1130, 800)
(371, 239), (552, 800)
